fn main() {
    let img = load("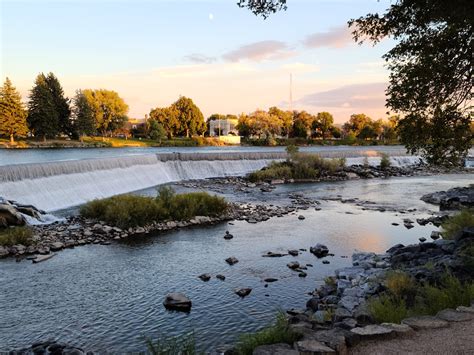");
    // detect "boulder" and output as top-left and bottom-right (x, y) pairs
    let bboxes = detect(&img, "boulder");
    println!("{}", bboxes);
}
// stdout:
(163, 293), (192, 312)
(402, 316), (449, 330)
(380, 323), (414, 336)
(295, 340), (335, 354)
(287, 261), (300, 270)
(350, 324), (394, 340)
(198, 273), (211, 281)
(0, 202), (26, 227)
(235, 288), (252, 298)
(310, 244), (329, 258)
(264, 278), (278, 283)
(50, 242), (64, 251)
(0, 246), (9, 258)
(263, 251), (286, 257)
(252, 343), (298, 355)
(225, 257), (239, 265)
(32, 253), (55, 263)
(224, 231), (233, 240)
(298, 215), (306, 220)
(216, 274), (226, 281)
(288, 249), (299, 256)
(436, 309), (474, 322)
